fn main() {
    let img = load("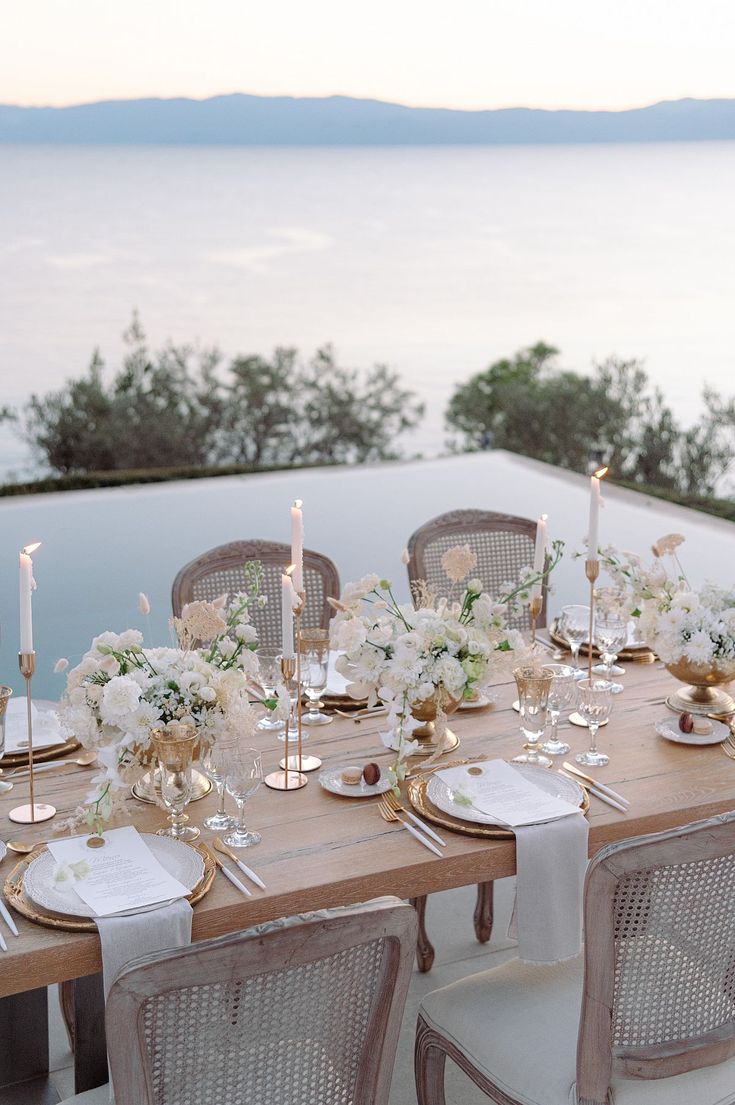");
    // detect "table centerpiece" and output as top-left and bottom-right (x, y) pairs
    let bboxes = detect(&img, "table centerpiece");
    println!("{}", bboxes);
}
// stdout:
(58, 562), (286, 832)
(329, 540), (563, 786)
(600, 535), (735, 715)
